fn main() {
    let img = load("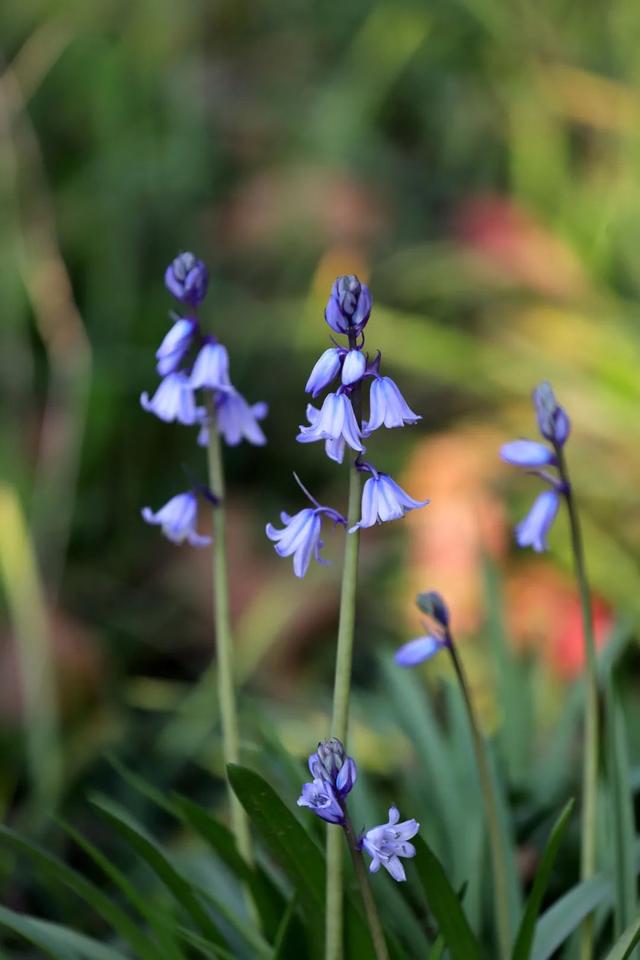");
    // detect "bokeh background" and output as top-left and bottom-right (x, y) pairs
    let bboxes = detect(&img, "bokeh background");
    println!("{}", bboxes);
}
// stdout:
(2, 0), (640, 907)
